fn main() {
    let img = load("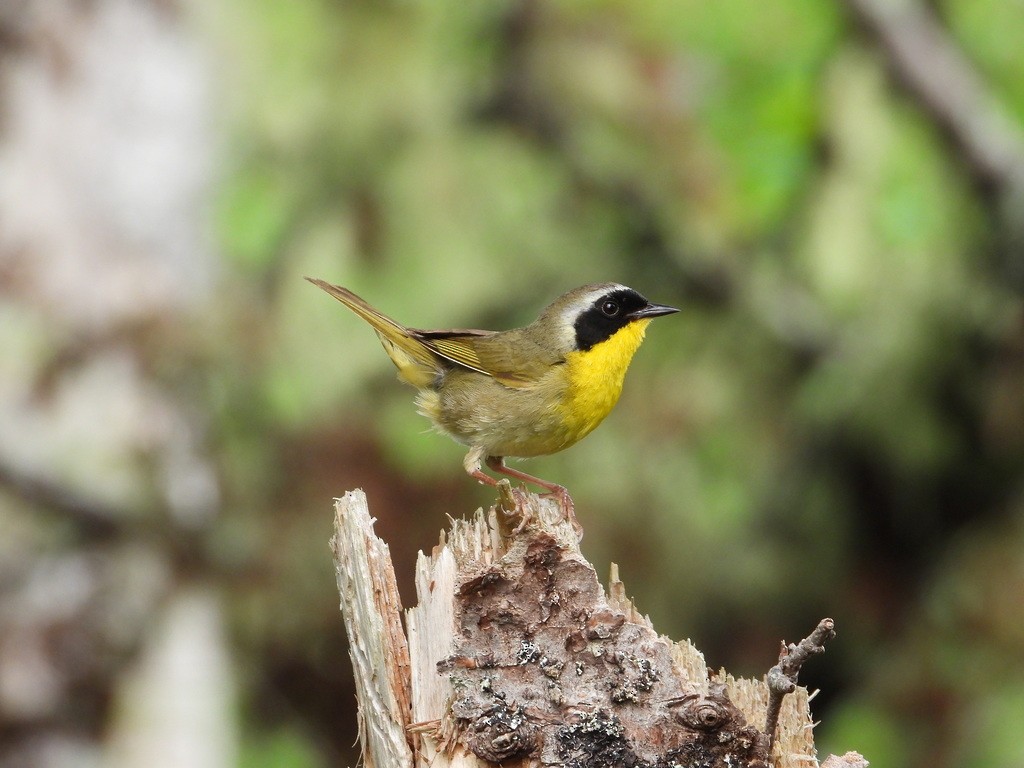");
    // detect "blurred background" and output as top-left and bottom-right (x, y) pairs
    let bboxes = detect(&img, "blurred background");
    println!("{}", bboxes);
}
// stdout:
(2, 0), (1023, 766)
